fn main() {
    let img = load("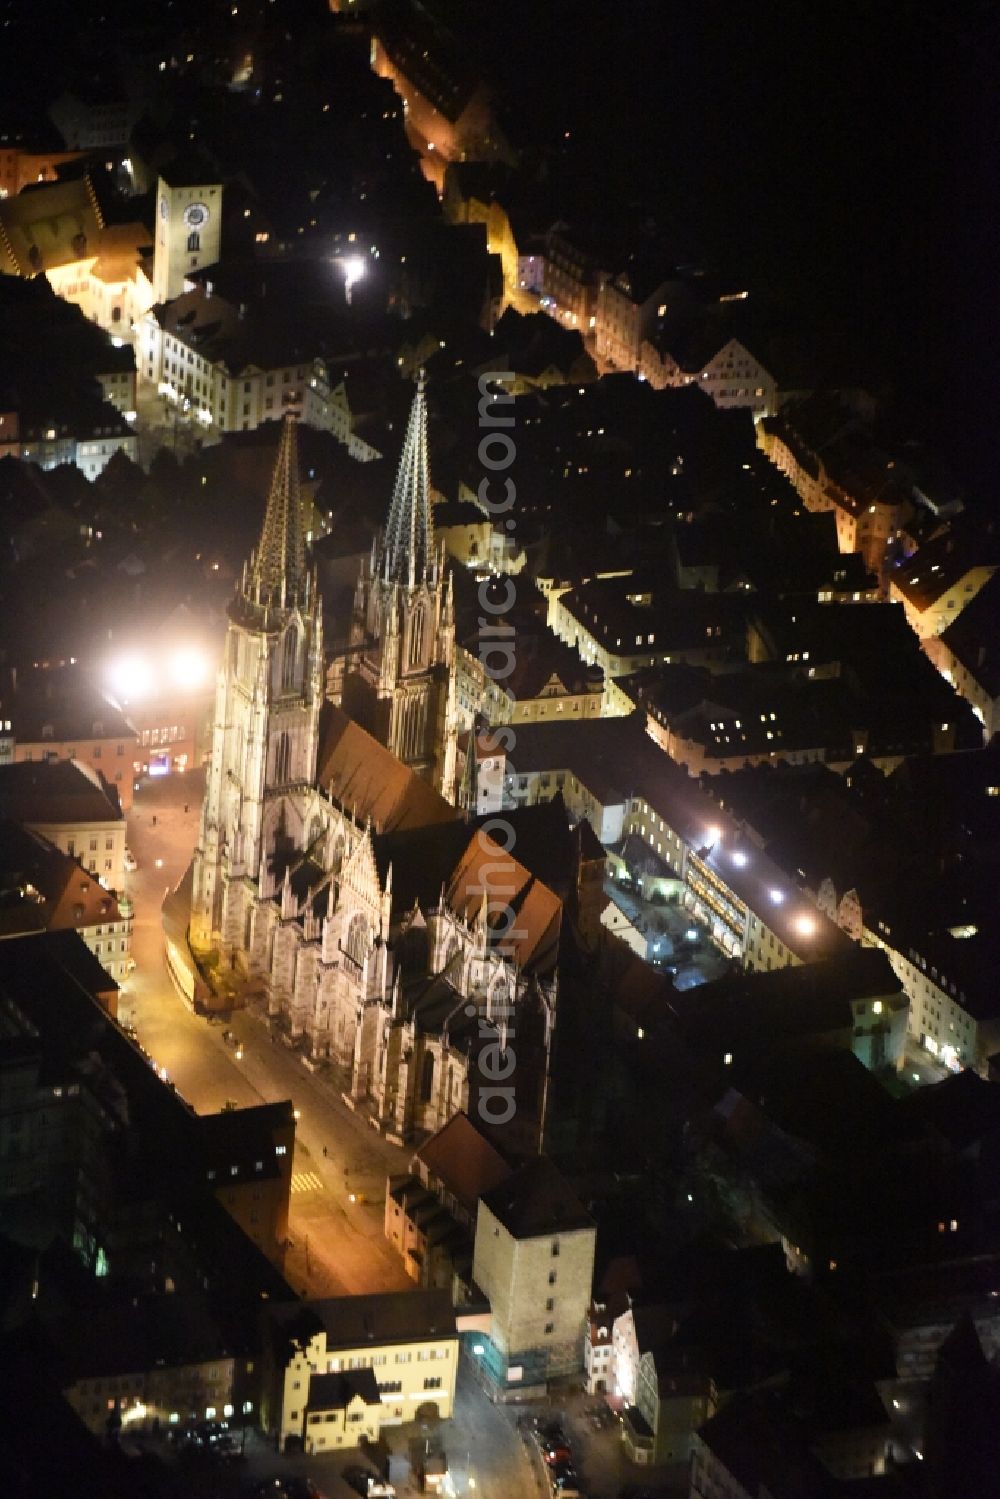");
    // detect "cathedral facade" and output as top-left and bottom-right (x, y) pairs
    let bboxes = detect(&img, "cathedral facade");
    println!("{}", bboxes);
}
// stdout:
(189, 393), (570, 1146)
